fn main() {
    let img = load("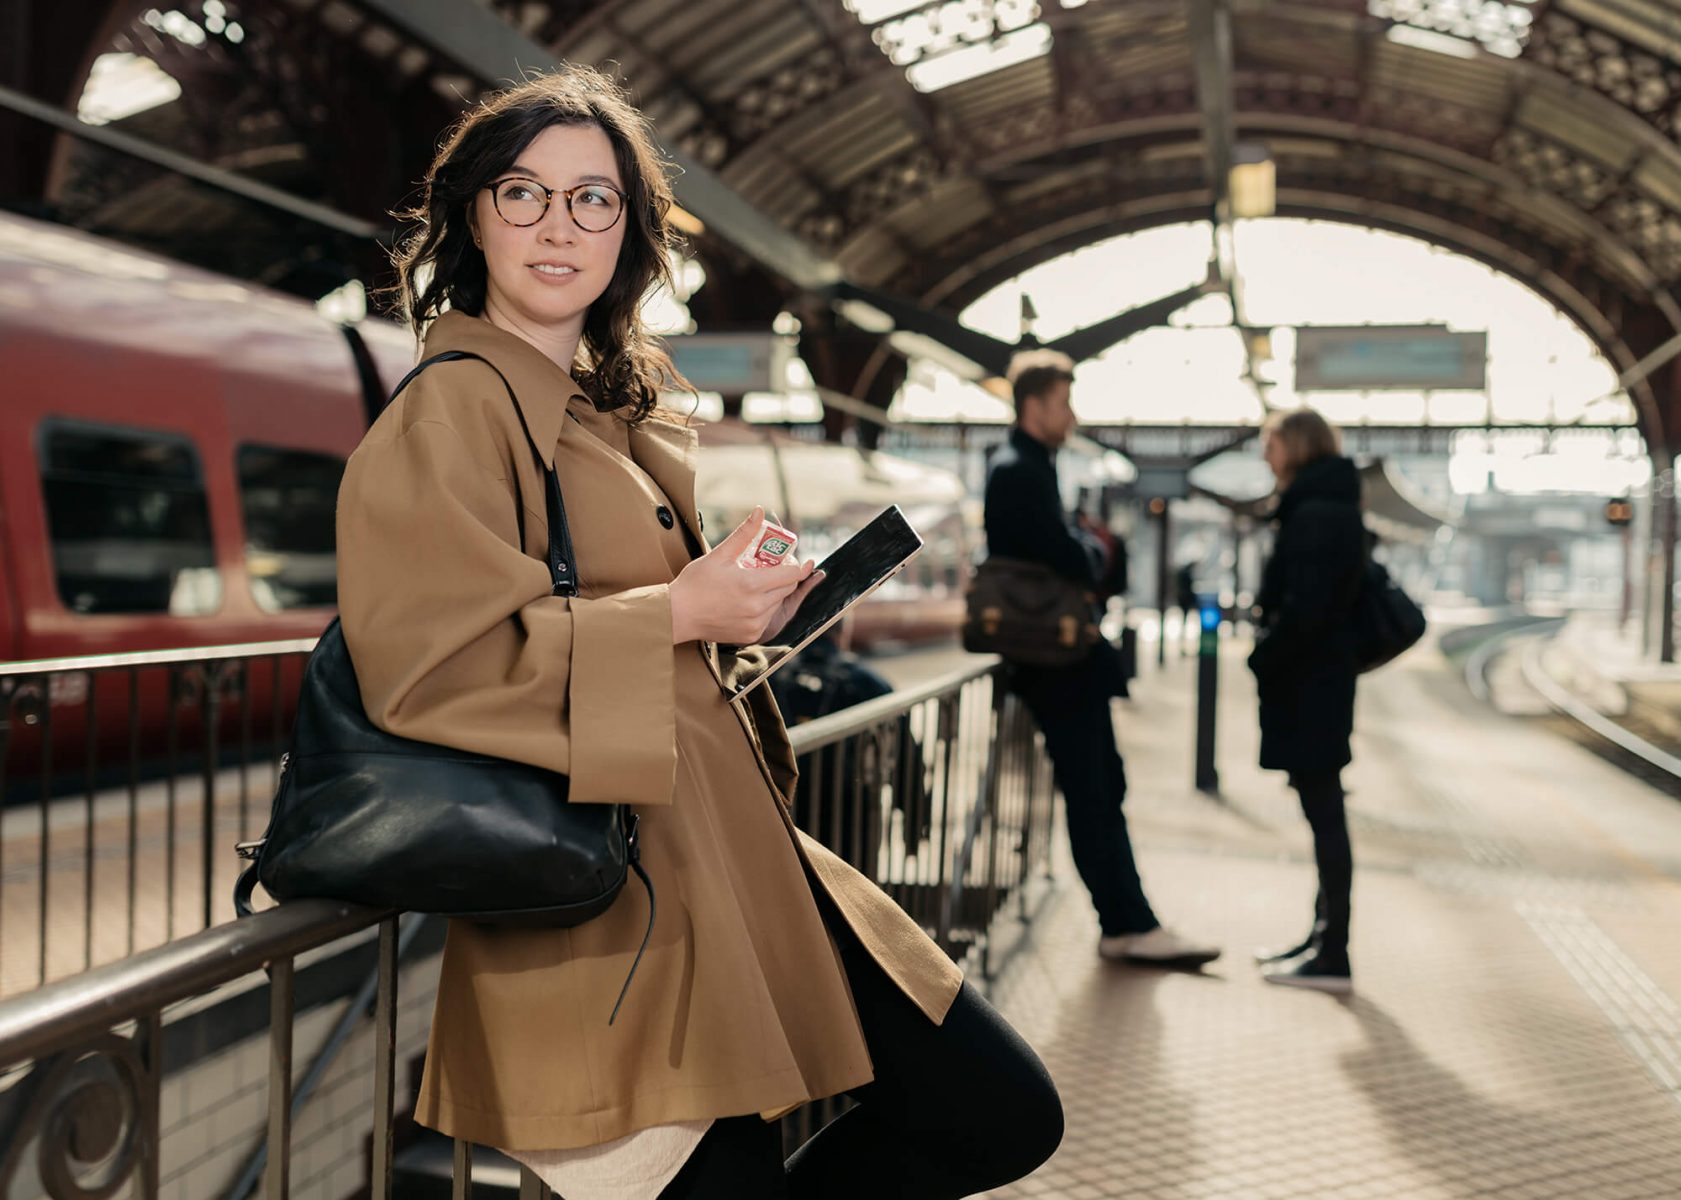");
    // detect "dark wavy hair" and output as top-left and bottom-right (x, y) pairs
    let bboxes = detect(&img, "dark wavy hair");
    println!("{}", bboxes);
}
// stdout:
(386, 66), (687, 422)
